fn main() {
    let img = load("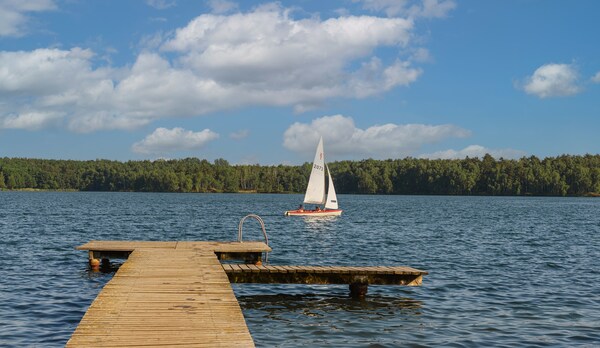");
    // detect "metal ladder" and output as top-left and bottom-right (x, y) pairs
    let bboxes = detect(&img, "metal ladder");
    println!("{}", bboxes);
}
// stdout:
(237, 214), (269, 263)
